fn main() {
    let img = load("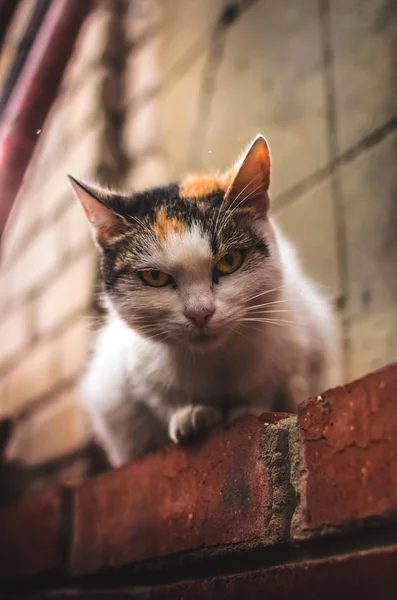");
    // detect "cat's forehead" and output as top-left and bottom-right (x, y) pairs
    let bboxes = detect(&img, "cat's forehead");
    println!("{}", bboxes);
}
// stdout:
(123, 177), (261, 260)
(130, 181), (225, 241)
(132, 180), (225, 216)
(153, 224), (214, 272)
(109, 175), (268, 273)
